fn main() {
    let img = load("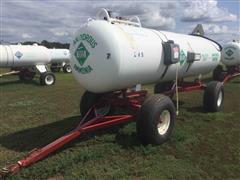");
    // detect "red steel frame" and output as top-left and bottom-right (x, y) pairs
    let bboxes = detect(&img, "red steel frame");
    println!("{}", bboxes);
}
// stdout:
(222, 66), (240, 83)
(0, 67), (239, 179)
(0, 90), (147, 178)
